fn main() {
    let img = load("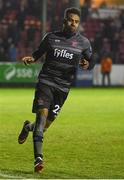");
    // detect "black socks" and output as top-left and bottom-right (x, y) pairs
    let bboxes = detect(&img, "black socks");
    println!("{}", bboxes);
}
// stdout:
(33, 112), (46, 159)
